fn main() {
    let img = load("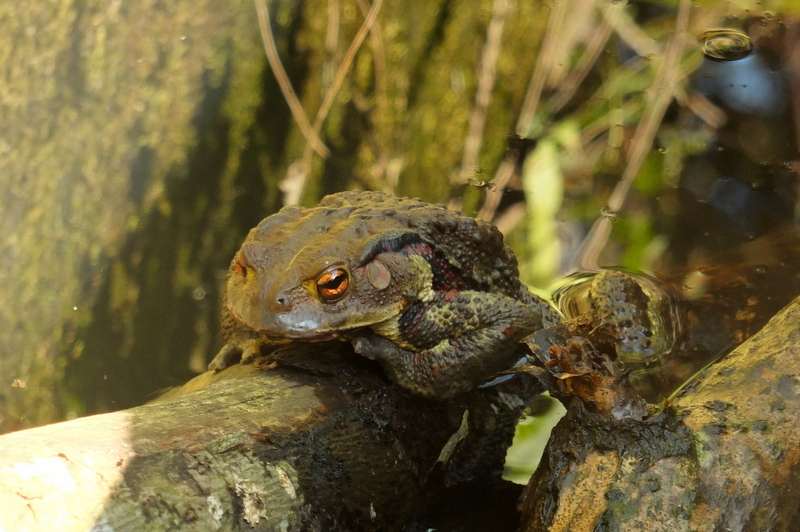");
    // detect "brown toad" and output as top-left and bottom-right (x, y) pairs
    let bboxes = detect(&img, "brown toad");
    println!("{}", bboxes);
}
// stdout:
(209, 190), (560, 399)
